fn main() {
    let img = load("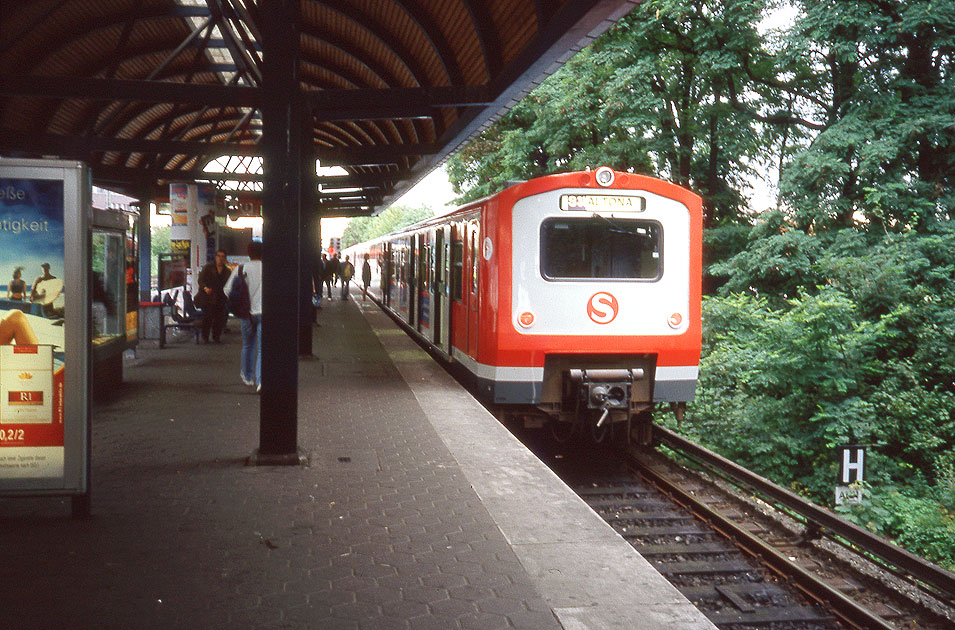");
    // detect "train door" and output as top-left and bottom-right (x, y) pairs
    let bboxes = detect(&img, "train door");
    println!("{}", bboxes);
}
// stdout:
(417, 232), (430, 334)
(396, 239), (408, 319)
(440, 227), (452, 355)
(382, 242), (392, 307)
(407, 236), (416, 325)
(466, 220), (480, 359)
(432, 228), (443, 346)
(450, 224), (467, 355)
